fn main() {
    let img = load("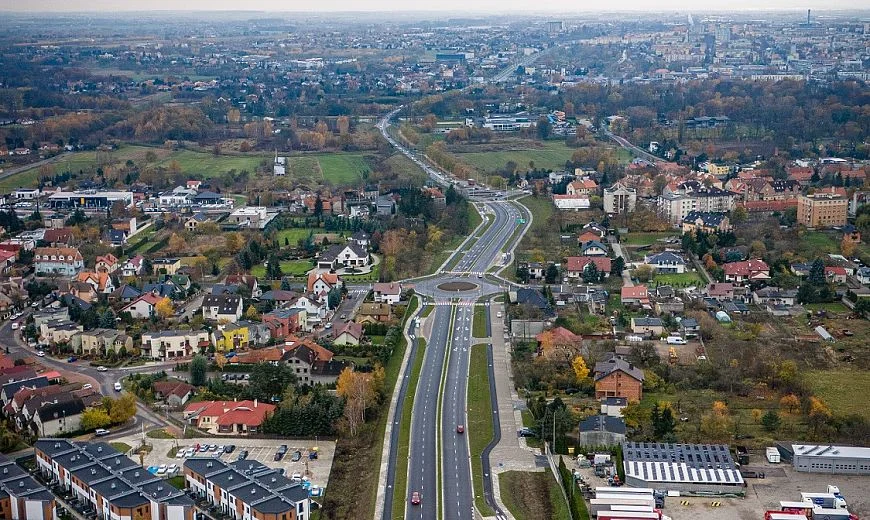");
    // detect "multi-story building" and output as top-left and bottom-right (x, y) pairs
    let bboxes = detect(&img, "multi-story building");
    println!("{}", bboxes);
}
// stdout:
(658, 181), (736, 227)
(0, 454), (56, 520)
(798, 189), (848, 228)
(602, 182), (637, 214)
(142, 330), (210, 360)
(183, 458), (310, 520)
(33, 247), (84, 277)
(34, 439), (195, 520)
(47, 190), (133, 210)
